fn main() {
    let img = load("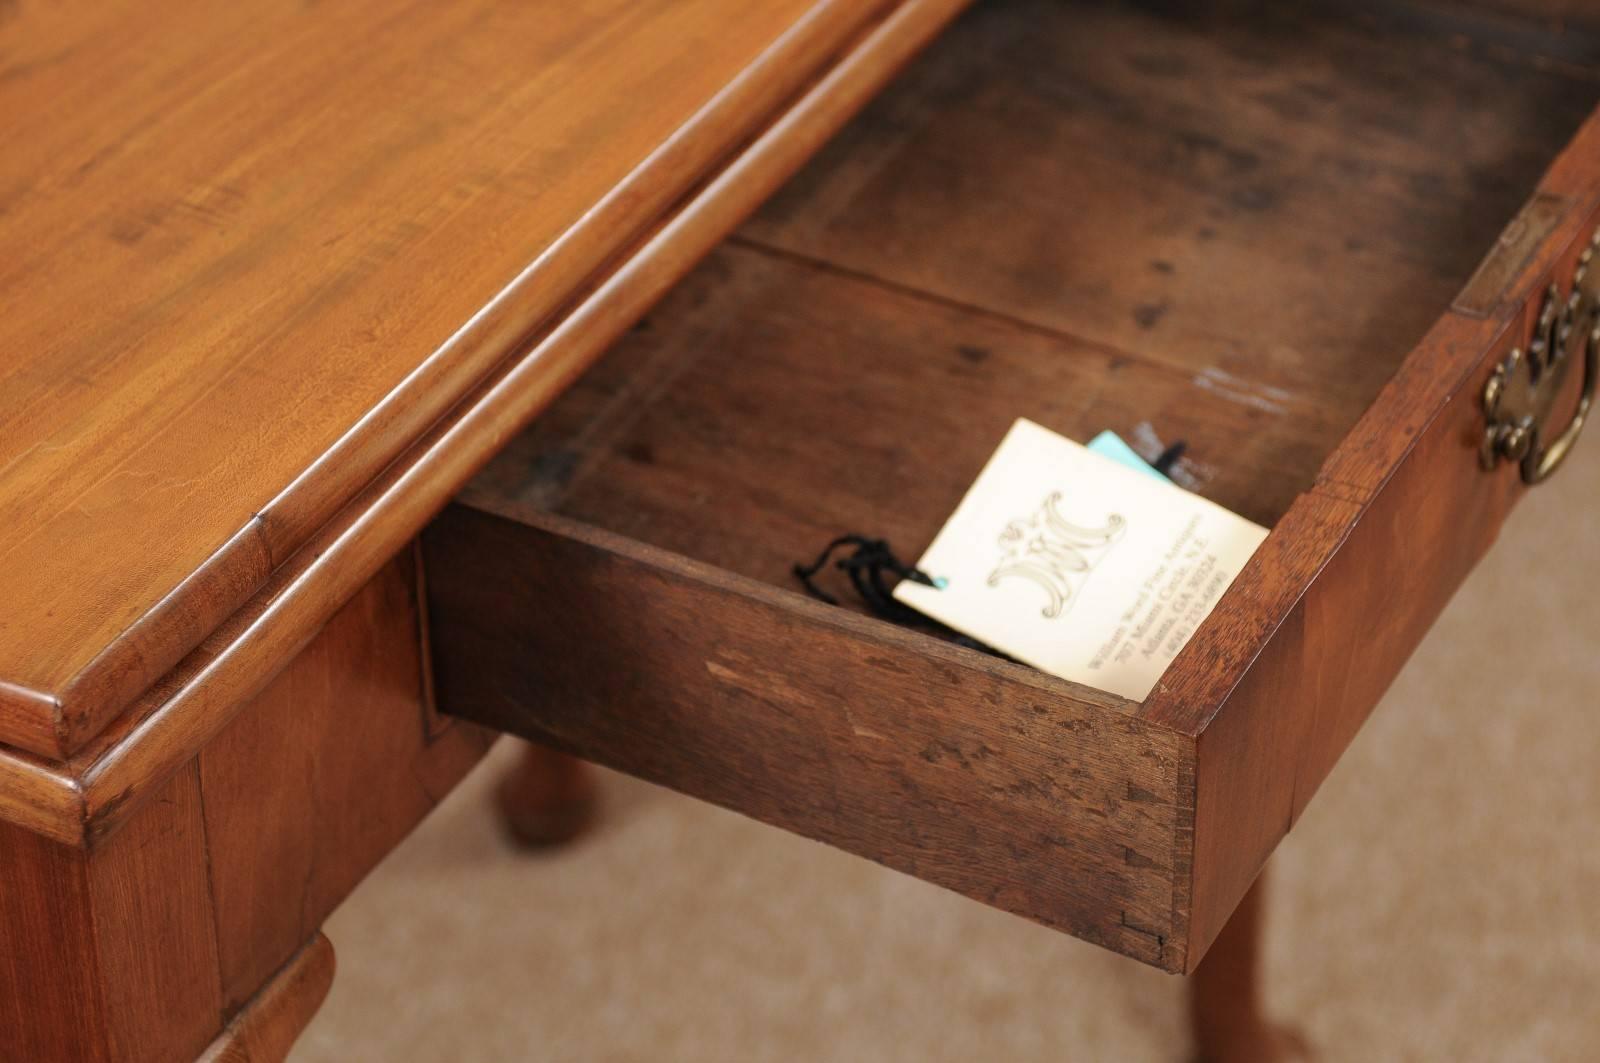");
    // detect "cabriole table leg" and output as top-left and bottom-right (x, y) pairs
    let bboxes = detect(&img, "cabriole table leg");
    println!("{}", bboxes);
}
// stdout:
(1189, 869), (1310, 1063)
(495, 742), (599, 848)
